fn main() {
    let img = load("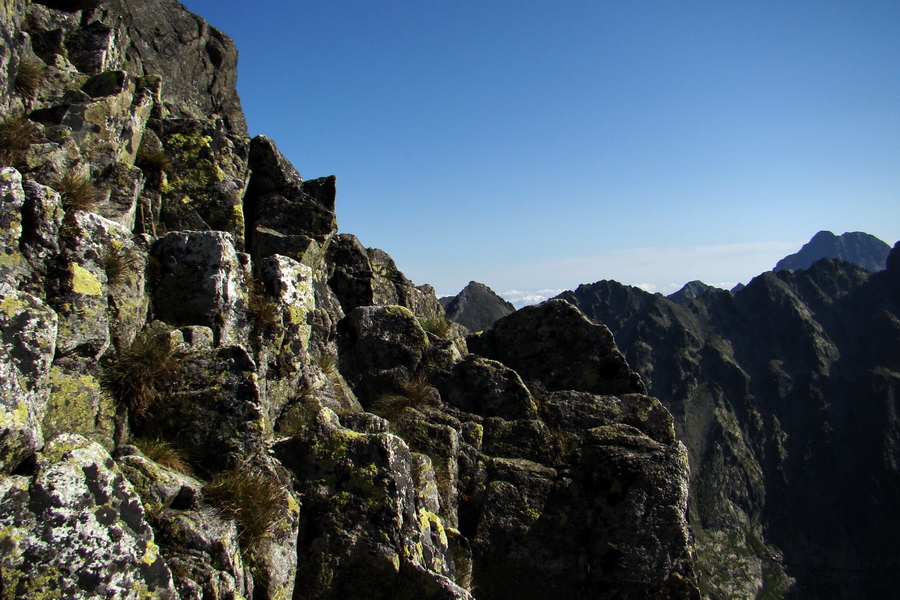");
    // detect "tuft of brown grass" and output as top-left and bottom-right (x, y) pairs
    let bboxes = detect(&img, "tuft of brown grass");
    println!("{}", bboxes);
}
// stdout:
(372, 372), (436, 419)
(135, 145), (170, 174)
(0, 118), (34, 167)
(103, 246), (140, 287)
(14, 58), (45, 97)
(55, 171), (97, 211)
(101, 332), (188, 419)
(420, 314), (453, 339)
(316, 352), (338, 376)
(204, 467), (286, 550)
(247, 279), (281, 329)
(131, 436), (192, 475)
